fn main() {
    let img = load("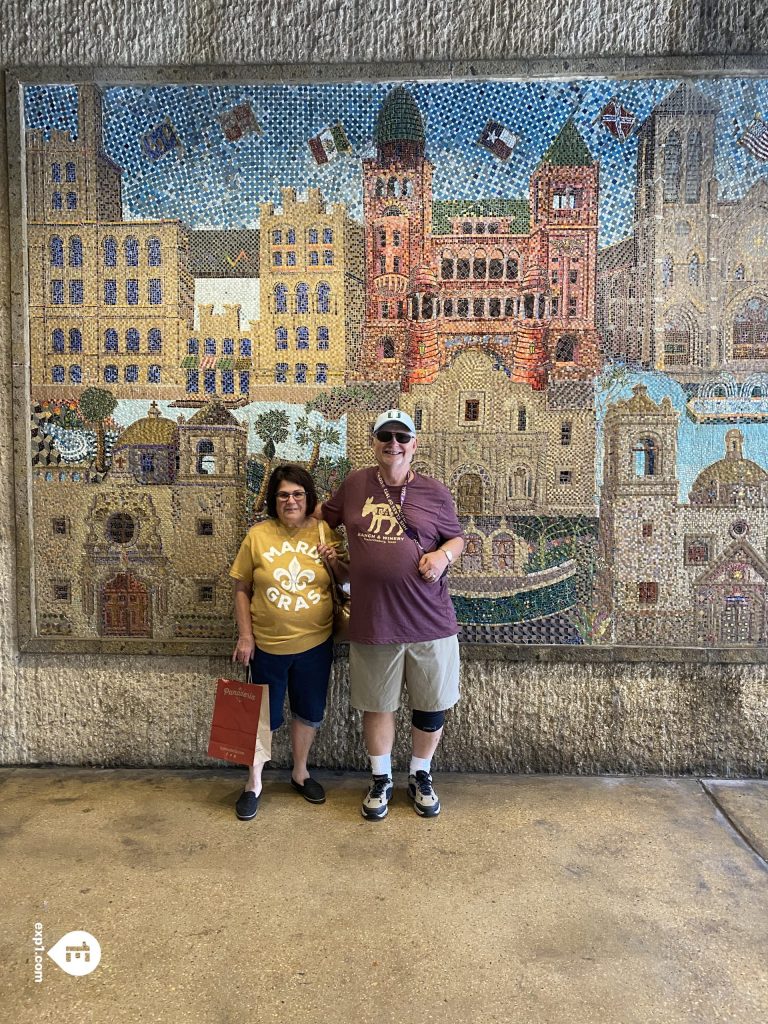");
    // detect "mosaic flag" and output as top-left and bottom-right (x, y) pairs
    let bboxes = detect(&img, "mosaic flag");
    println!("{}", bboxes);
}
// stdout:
(140, 117), (182, 161)
(739, 114), (768, 161)
(219, 102), (262, 143)
(307, 123), (352, 165)
(477, 120), (518, 162)
(599, 98), (636, 142)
